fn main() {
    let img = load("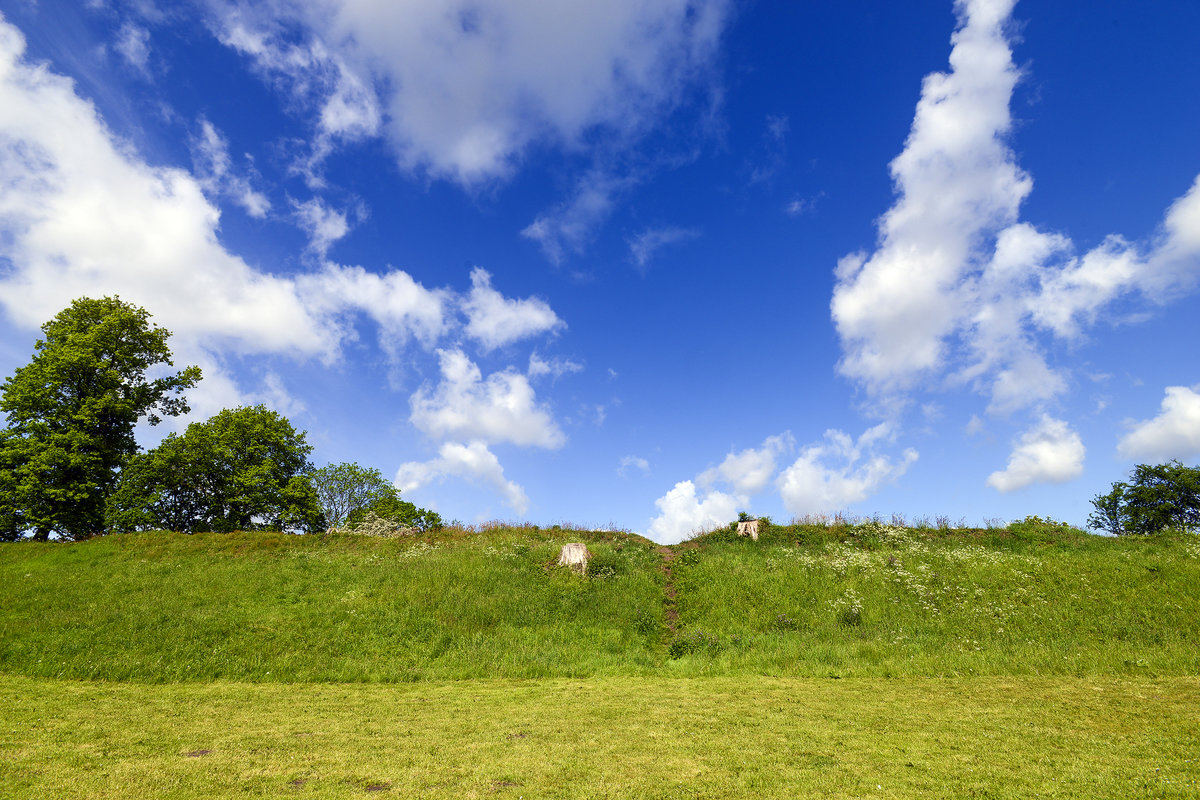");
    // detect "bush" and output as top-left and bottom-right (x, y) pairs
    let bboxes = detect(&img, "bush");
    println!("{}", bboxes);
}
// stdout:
(1089, 462), (1200, 536)
(1007, 515), (1081, 542)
